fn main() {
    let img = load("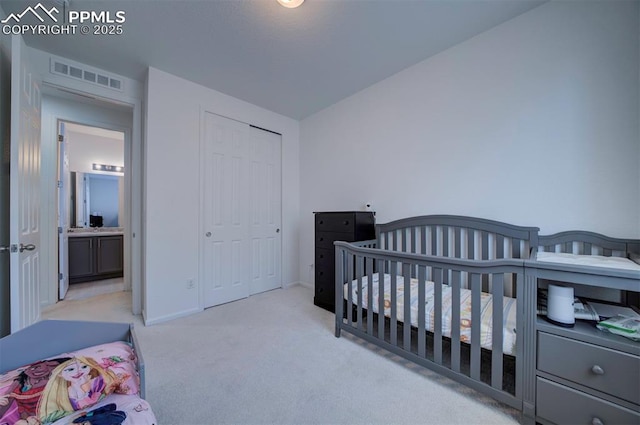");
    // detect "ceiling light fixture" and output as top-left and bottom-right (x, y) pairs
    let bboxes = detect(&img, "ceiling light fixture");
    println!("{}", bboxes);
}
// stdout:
(277, 0), (304, 8)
